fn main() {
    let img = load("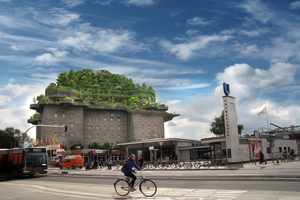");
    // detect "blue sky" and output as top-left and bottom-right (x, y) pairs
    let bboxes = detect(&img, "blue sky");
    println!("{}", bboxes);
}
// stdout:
(1, 0), (300, 140)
